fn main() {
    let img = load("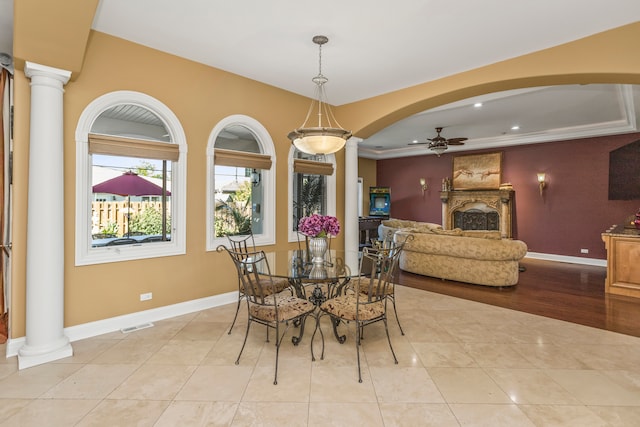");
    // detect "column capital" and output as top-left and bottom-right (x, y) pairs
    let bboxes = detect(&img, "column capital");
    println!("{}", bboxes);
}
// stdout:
(346, 136), (362, 149)
(25, 61), (71, 85)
